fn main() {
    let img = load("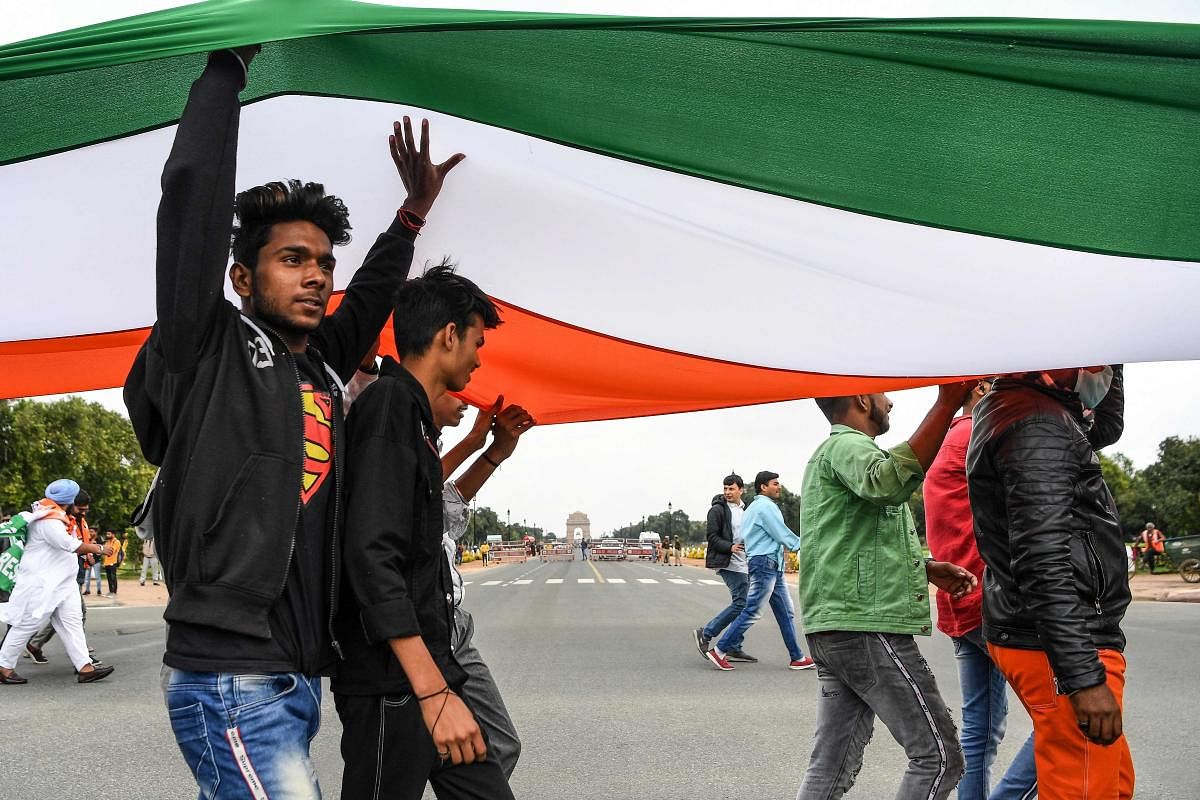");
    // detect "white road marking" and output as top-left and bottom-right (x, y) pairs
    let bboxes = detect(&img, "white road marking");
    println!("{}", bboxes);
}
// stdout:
(578, 578), (595, 583)
(546, 578), (563, 584)
(481, 580), (502, 586)
(699, 579), (723, 585)
(607, 578), (626, 583)
(669, 578), (691, 585)
(637, 578), (659, 584)
(513, 579), (532, 585)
